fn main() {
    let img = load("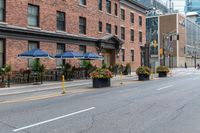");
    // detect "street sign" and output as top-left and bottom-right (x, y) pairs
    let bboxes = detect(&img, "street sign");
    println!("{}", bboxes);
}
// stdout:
(160, 48), (163, 56)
